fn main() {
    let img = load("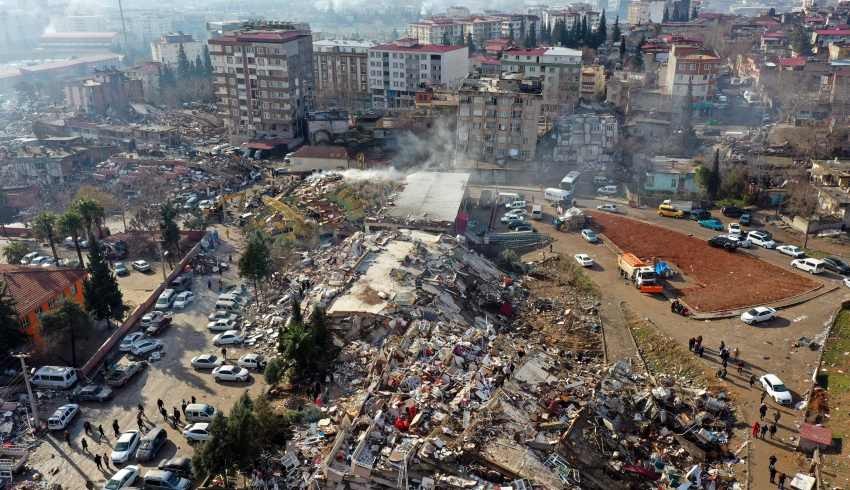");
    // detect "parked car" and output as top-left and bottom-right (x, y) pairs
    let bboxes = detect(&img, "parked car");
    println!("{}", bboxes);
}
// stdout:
(822, 256), (850, 275)
(574, 253), (594, 267)
(721, 206), (745, 218)
(132, 260), (151, 272)
(721, 234), (751, 248)
(140, 311), (167, 328)
(596, 204), (620, 213)
(657, 203), (686, 218)
(158, 457), (193, 479)
(727, 223), (743, 236)
(708, 236), (737, 251)
(500, 213), (526, 224)
(511, 224), (533, 232)
(70, 383), (113, 402)
(740, 213), (752, 225)
(747, 231), (776, 249)
(776, 245), (806, 258)
(212, 330), (244, 346)
(104, 465), (139, 489)
(20, 252), (40, 265)
(688, 209), (712, 221)
(111, 430), (141, 465)
(237, 353), (266, 371)
(581, 229), (599, 243)
(505, 200), (527, 210)
(114, 262), (129, 276)
(47, 404), (79, 431)
(845, 277), (850, 288)
(172, 291), (195, 309)
(791, 258), (825, 274)
(699, 218), (724, 231)
(759, 374), (793, 405)
(740, 306), (777, 325)
(183, 423), (212, 442)
(212, 365), (250, 382)
(191, 354), (224, 370)
(154, 289), (177, 311)
(507, 220), (532, 230)
(207, 318), (238, 332)
(207, 310), (240, 322)
(119, 332), (146, 352)
(130, 339), (163, 357)
(597, 185), (617, 195)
